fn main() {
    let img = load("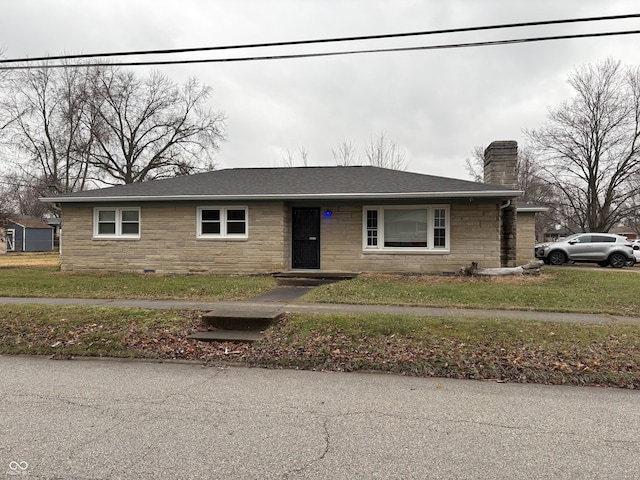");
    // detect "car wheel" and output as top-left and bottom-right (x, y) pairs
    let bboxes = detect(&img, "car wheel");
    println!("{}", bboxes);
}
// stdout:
(548, 251), (566, 265)
(609, 253), (627, 268)
(626, 257), (636, 267)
